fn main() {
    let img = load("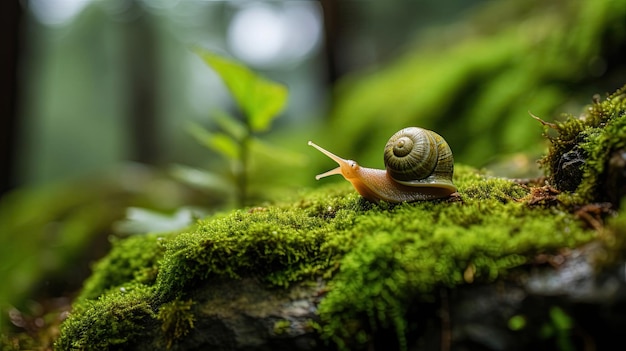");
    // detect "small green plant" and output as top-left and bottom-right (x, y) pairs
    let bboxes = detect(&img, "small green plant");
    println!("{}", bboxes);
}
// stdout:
(113, 50), (291, 234)
(507, 314), (527, 331)
(185, 48), (288, 208)
(273, 319), (291, 335)
(539, 306), (575, 351)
